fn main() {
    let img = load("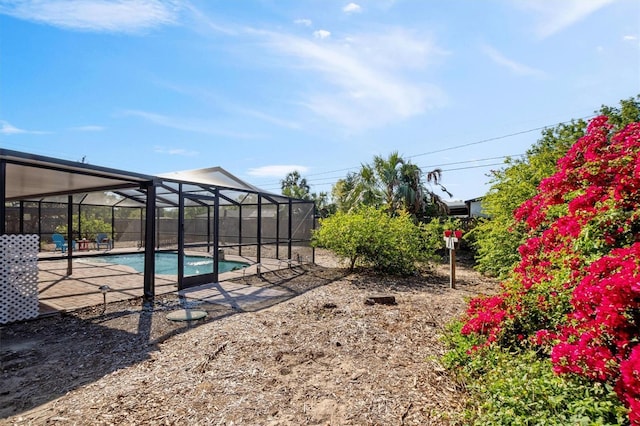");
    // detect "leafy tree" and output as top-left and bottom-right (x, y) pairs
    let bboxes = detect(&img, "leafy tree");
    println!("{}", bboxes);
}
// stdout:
(56, 213), (112, 240)
(373, 151), (405, 213)
(397, 162), (423, 215)
(471, 95), (640, 278)
(404, 167), (450, 220)
(311, 191), (335, 218)
(281, 171), (311, 200)
(114, 206), (143, 219)
(281, 170), (337, 217)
